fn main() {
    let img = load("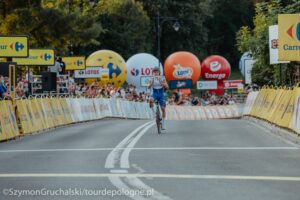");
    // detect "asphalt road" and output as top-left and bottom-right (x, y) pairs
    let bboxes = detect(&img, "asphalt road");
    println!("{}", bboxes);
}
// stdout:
(0, 118), (300, 200)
